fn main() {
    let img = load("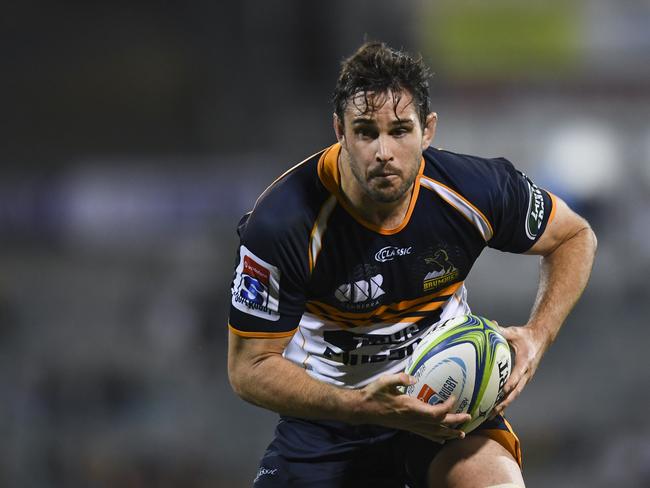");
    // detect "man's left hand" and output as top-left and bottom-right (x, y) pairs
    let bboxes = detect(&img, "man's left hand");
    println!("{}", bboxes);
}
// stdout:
(492, 324), (549, 417)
